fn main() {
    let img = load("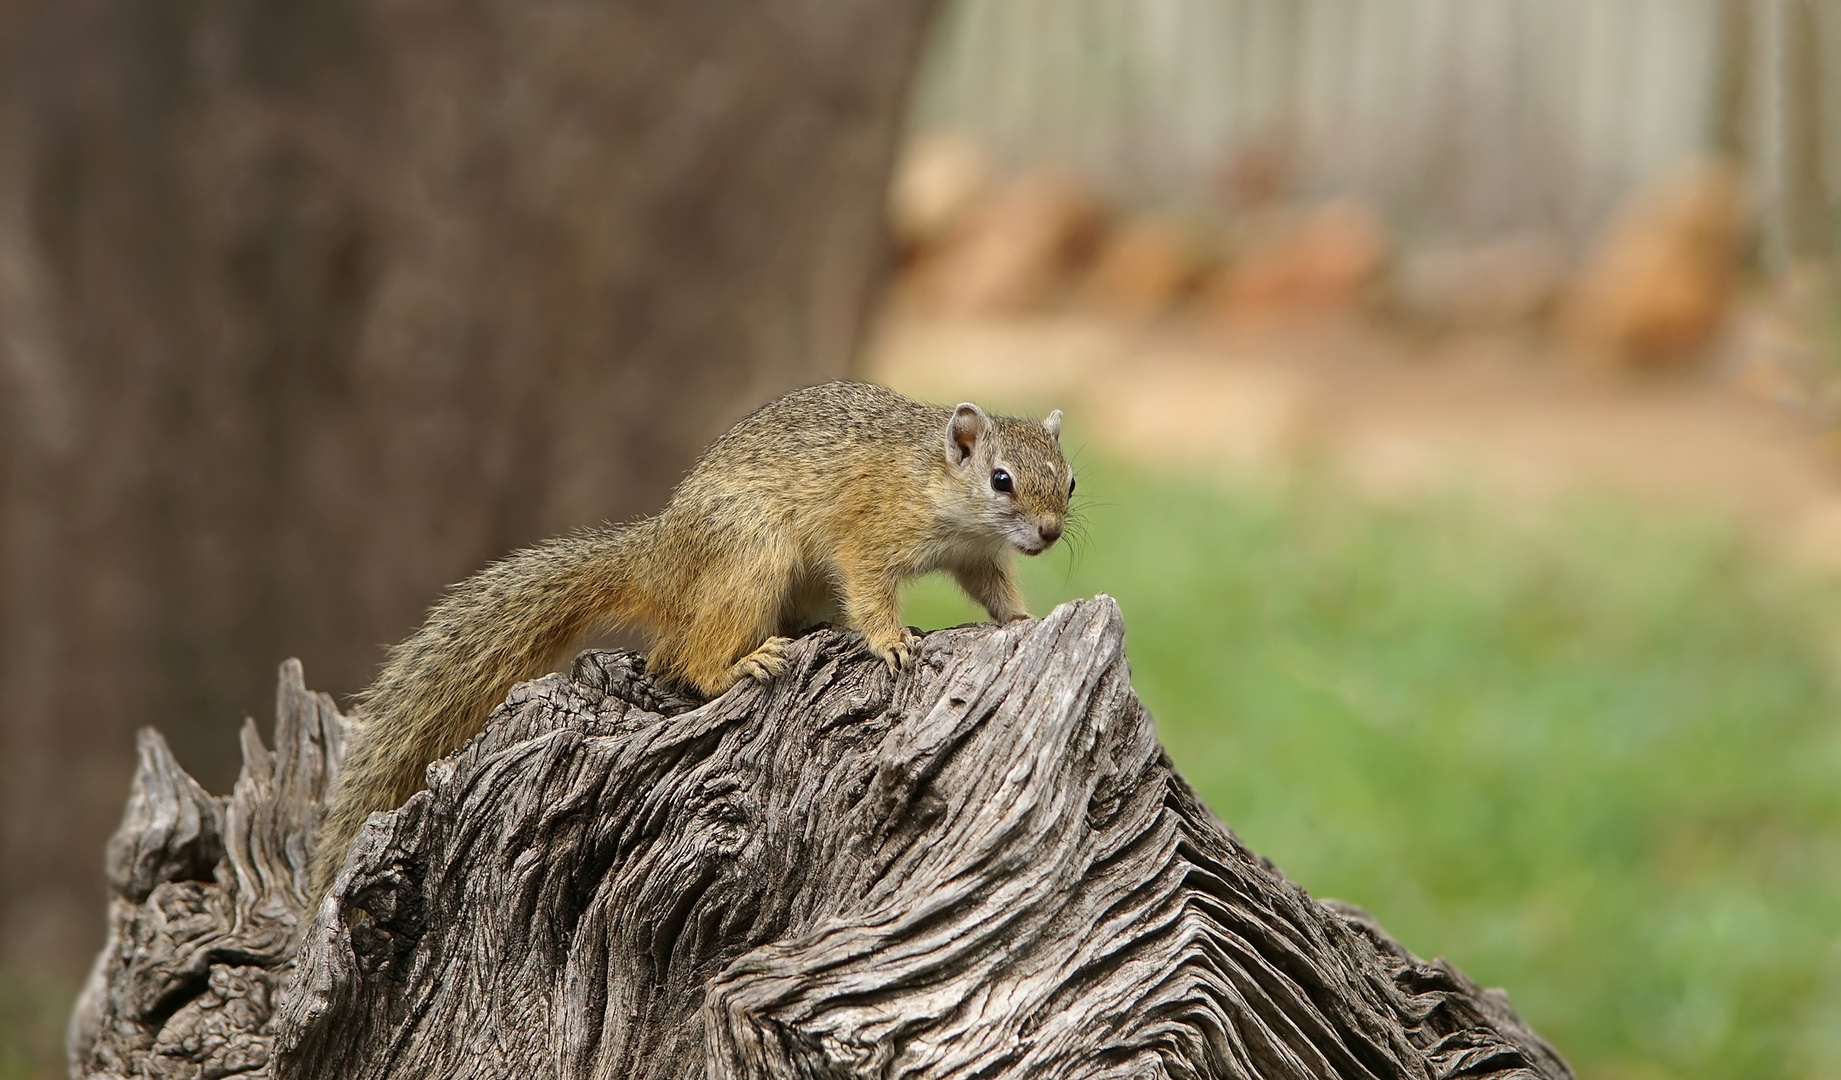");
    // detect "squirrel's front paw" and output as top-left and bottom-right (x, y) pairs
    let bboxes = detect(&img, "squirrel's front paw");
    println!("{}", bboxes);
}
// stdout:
(865, 627), (917, 673)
